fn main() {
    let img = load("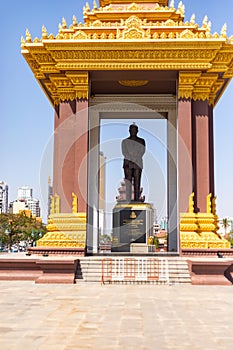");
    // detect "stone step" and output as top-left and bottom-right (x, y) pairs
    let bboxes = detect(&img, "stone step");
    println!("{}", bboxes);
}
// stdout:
(75, 257), (192, 284)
